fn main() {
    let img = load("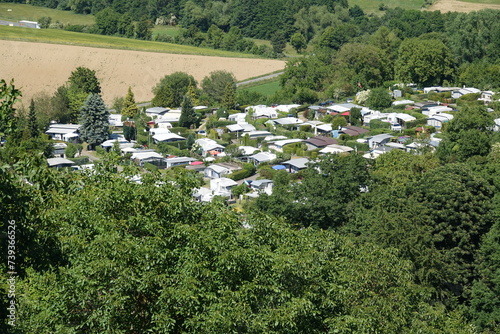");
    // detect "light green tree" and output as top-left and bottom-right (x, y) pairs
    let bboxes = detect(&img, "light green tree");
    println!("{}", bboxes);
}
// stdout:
(121, 87), (139, 119)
